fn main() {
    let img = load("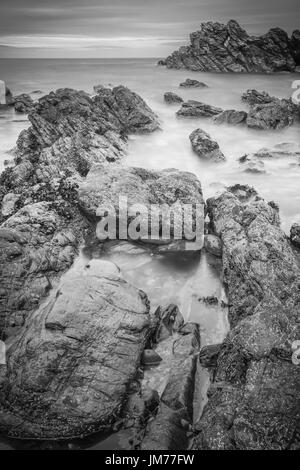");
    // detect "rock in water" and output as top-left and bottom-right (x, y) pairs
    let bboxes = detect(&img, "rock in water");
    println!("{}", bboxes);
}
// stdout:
(78, 165), (204, 242)
(189, 129), (225, 162)
(241, 89), (275, 106)
(164, 92), (183, 104)
(177, 100), (223, 118)
(14, 93), (35, 113)
(0, 260), (151, 439)
(290, 223), (300, 249)
(246, 100), (296, 130)
(193, 185), (300, 450)
(213, 110), (247, 125)
(179, 79), (208, 88)
(159, 20), (299, 72)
